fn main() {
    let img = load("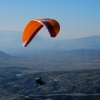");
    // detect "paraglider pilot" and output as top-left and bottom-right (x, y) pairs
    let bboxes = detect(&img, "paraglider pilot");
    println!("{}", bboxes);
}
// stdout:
(36, 76), (46, 86)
